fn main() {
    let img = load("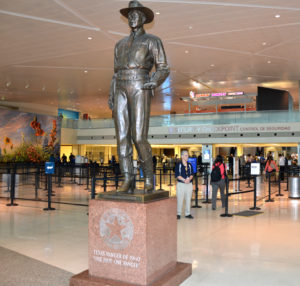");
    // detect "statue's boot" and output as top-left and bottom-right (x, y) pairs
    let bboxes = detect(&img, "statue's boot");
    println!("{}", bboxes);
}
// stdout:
(119, 173), (134, 193)
(142, 157), (154, 193)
